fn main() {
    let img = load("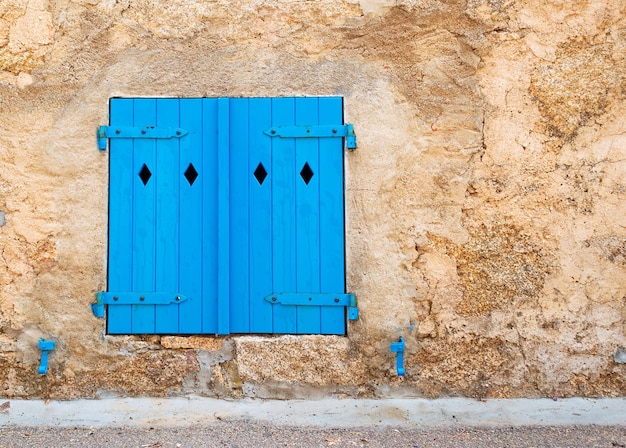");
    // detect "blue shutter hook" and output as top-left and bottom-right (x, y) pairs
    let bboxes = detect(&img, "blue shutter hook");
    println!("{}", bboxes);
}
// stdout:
(38, 339), (56, 375)
(390, 337), (405, 376)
